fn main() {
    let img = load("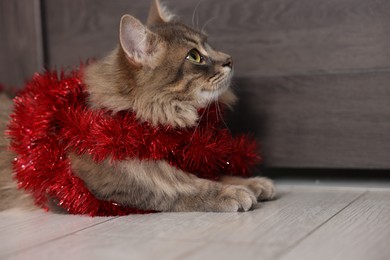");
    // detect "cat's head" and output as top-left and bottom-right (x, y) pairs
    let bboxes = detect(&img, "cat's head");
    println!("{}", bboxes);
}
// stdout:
(85, 0), (236, 128)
